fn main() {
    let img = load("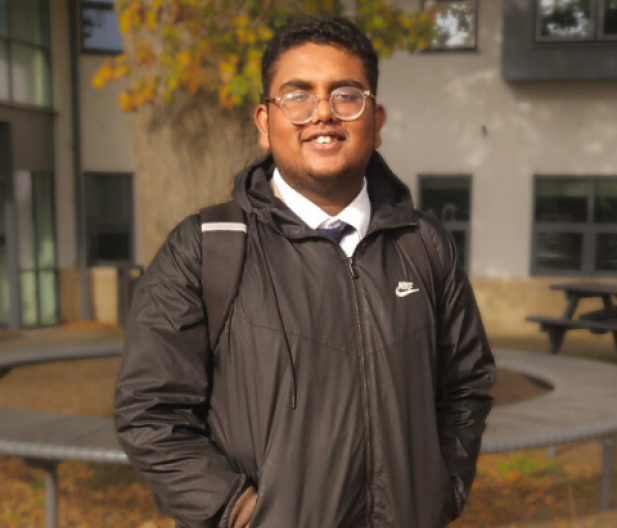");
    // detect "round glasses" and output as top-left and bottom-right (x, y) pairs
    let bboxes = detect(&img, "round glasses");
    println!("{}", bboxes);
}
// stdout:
(262, 86), (376, 125)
